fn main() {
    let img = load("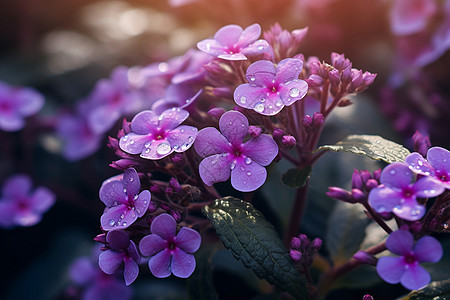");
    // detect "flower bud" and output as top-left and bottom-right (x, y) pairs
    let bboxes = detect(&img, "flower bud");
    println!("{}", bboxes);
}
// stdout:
(351, 169), (363, 189)
(353, 251), (377, 266)
(311, 238), (322, 250)
(341, 65), (353, 85)
(302, 115), (313, 129)
(212, 87), (232, 98)
(365, 179), (379, 191)
(312, 112), (324, 129)
(281, 135), (297, 149)
(351, 188), (366, 202)
(171, 210), (181, 222)
(337, 99), (353, 107)
(412, 130), (431, 157)
(208, 107), (226, 119)
(360, 170), (372, 183)
(94, 233), (107, 244)
(248, 125), (262, 138)
(328, 69), (340, 86)
(272, 128), (284, 141)
(291, 237), (302, 249)
(169, 177), (183, 193)
(289, 249), (303, 262)
(327, 187), (354, 202)
(307, 74), (325, 87)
